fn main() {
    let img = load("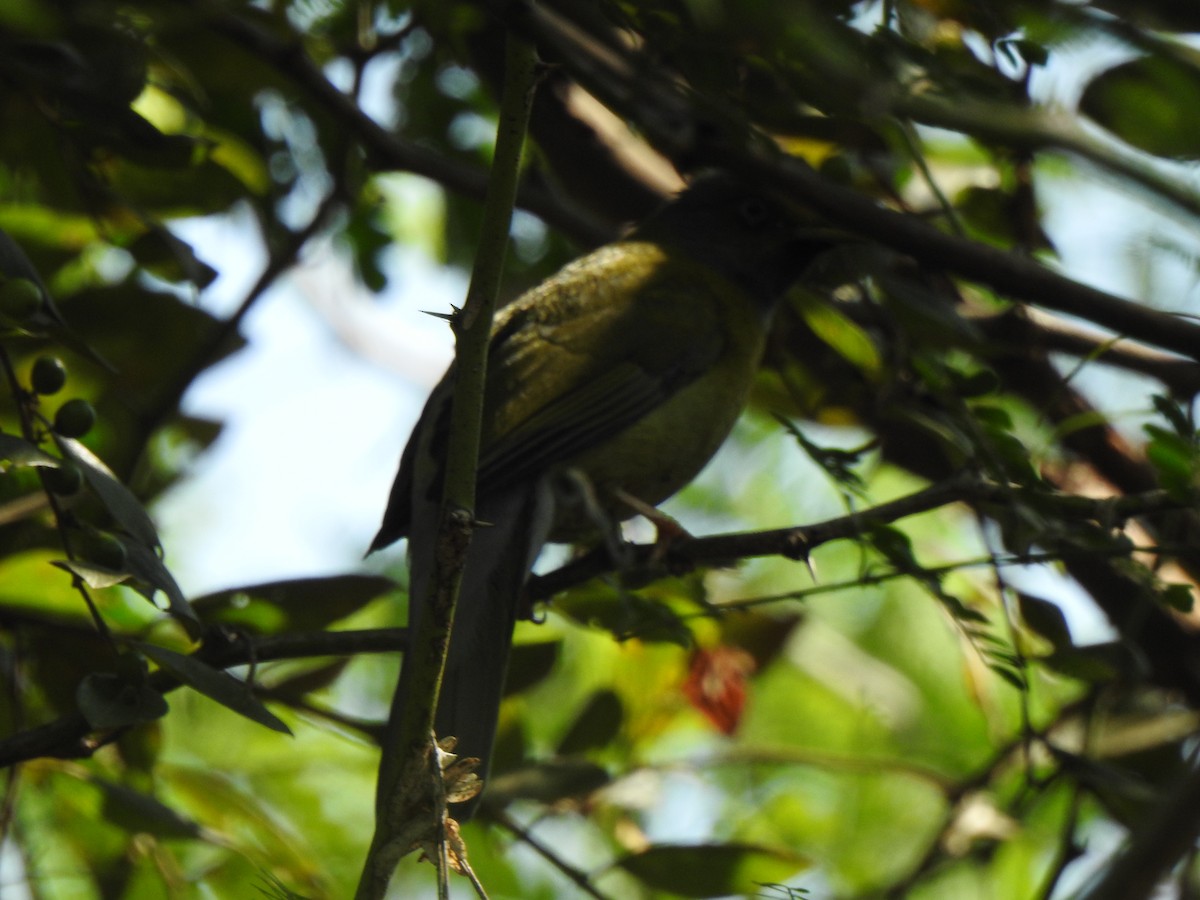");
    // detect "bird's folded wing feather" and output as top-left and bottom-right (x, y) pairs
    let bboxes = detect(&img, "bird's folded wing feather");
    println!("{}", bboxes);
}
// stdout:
(476, 254), (730, 492)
